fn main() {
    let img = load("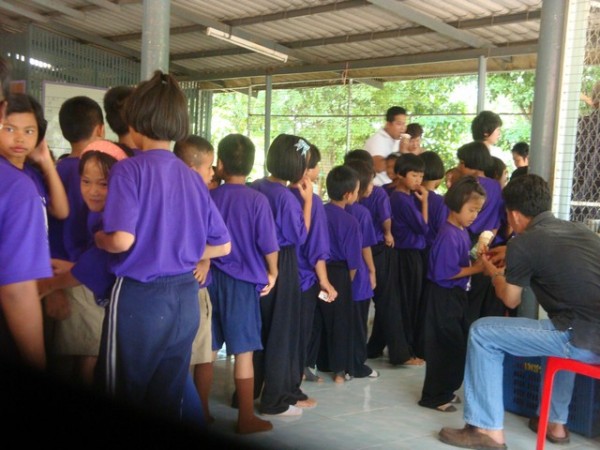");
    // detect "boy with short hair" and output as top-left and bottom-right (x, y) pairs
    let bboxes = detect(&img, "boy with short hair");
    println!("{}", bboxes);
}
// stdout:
(391, 153), (429, 361)
(209, 133), (279, 434)
(320, 165), (363, 383)
(174, 134), (217, 424)
(103, 86), (135, 150)
(510, 141), (529, 179)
